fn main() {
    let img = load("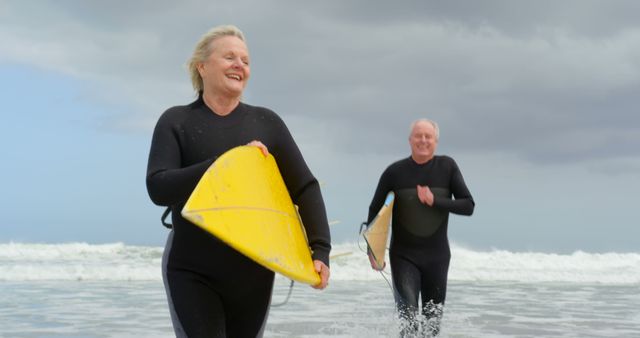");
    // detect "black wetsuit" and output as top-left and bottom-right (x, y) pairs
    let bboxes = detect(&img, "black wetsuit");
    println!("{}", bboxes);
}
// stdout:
(146, 95), (331, 338)
(367, 156), (474, 336)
